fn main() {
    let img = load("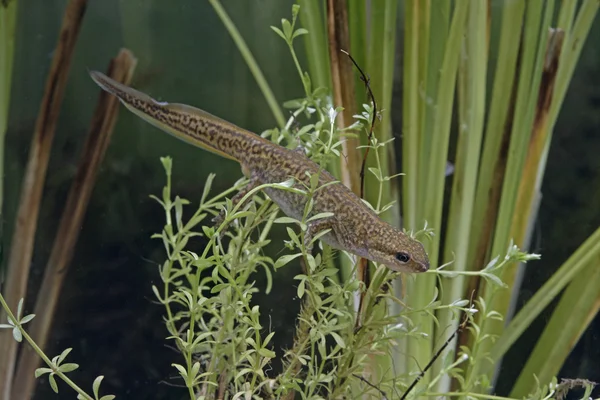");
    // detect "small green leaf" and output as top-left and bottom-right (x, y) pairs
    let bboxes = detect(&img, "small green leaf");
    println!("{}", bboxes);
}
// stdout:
(162, 186), (170, 208)
(309, 172), (320, 191)
(291, 4), (300, 19)
(190, 362), (200, 379)
(160, 156), (172, 176)
(283, 99), (304, 109)
(307, 212), (334, 222)
(270, 26), (286, 41)
(59, 363), (79, 373)
(306, 254), (317, 271)
(12, 327), (22, 342)
(35, 368), (52, 378)
(286, 227), (301, 247)
(148, 194), (164, 208)
(93, 375), (104, 398)
(200, 173), (216, 204)
(263, 332), (276, 347)
(274, 178), (295, 188)
(258, 348), (276, 358)
(203, 224), (217, 239)
(0, 324), (12, 329)
(297, 279), (306, 299)
(481, 272), (507, 288)
(172, 363), (188, 379)
(57, 348), (73, 364)
(292, 28), (308, 39)
(281, 19), (292, 40)
(274, 216), (298, 225)
(49, 374), (59, 393)
(20, 314), (35, 324)
(17, 298), (24, 320)
(274, 253), (303, 269)
(368, 167), (382, 181)
(151, 285), (163, 303)
(99, 395), (116, 400)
